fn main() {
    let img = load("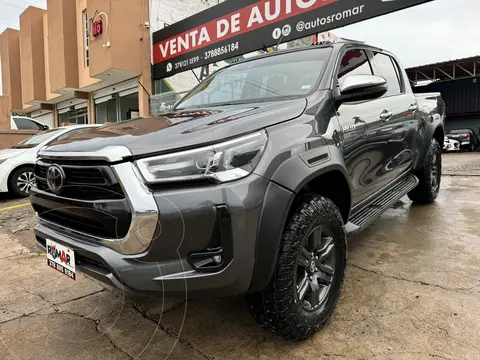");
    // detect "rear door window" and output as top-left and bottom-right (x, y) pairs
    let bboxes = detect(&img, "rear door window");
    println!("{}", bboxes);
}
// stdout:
(372, 53), (402, 96)
(14, 118), (43, 130)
